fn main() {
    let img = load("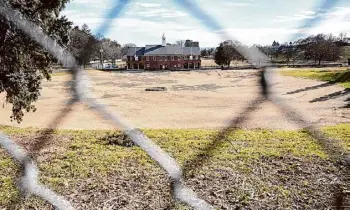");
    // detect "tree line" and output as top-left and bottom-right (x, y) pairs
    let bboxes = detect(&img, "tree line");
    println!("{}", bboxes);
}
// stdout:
(209, 33), (348, 68)
(68, 24), (137, 68)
